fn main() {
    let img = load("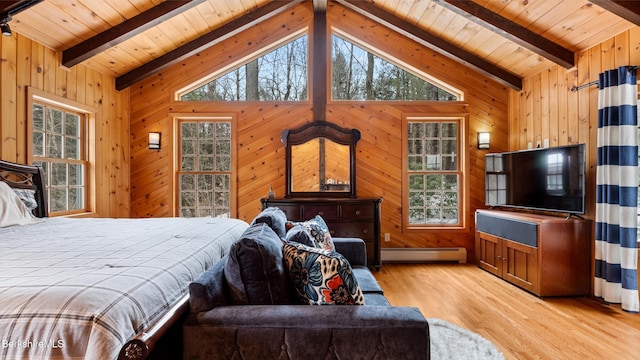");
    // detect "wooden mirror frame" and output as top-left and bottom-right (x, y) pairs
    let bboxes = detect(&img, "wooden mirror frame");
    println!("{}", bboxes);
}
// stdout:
(282, 121), (361, 198)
